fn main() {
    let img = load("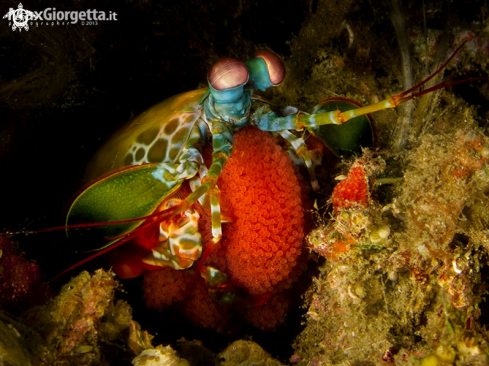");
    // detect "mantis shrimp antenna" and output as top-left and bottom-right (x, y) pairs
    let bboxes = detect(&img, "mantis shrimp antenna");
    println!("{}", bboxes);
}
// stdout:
(390, 0), (413, 151)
